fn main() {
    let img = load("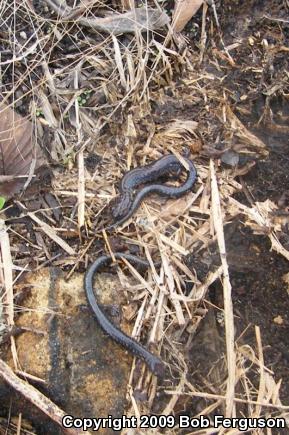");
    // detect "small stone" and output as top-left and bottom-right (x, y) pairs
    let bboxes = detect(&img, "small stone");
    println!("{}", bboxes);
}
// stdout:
(221, 150), (239, 167)
(273, 315), (283, 325)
